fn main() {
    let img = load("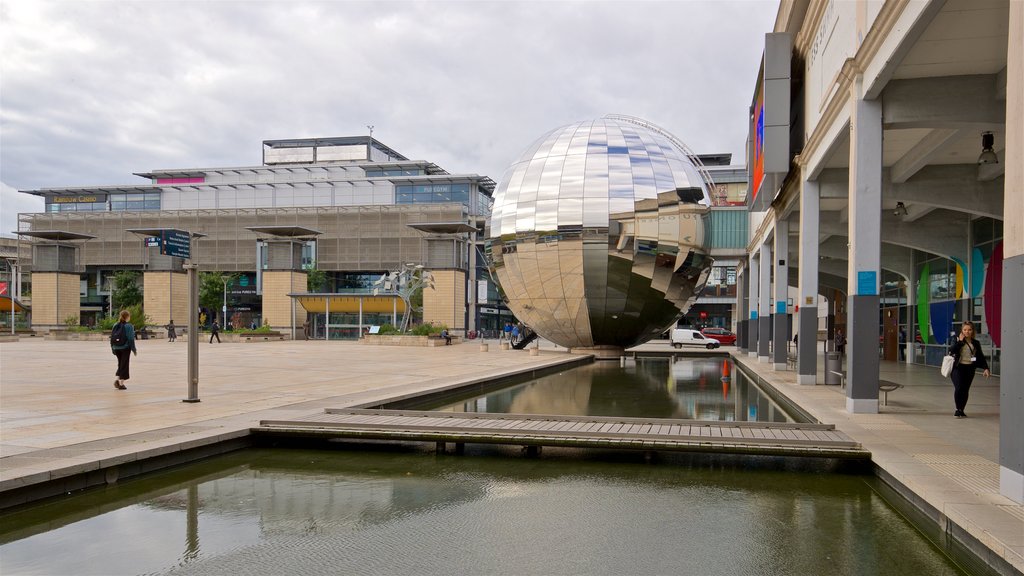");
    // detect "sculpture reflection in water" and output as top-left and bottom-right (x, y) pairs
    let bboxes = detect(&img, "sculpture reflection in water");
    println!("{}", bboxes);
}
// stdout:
(486, 115), (713, 351)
